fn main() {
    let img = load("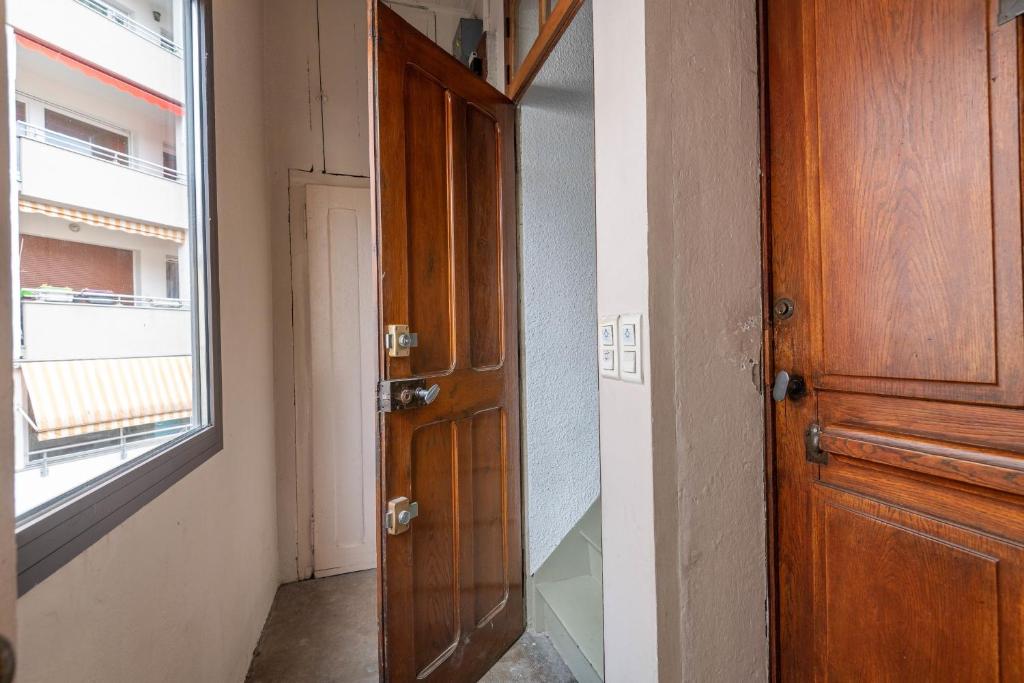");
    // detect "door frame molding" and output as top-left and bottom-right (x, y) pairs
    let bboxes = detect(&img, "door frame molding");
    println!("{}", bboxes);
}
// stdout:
(757, 0), (781, 679)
